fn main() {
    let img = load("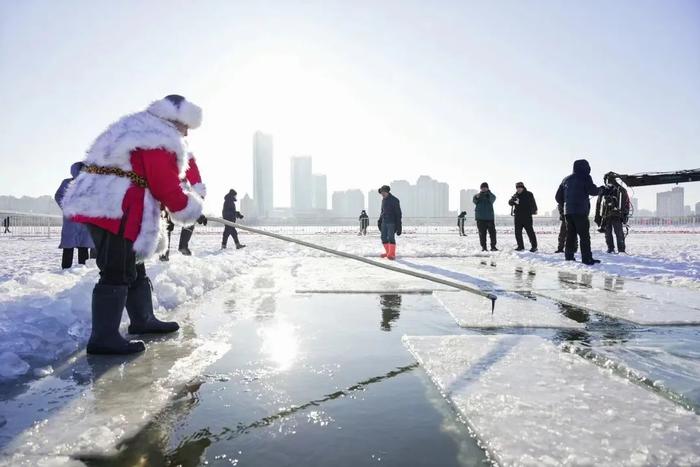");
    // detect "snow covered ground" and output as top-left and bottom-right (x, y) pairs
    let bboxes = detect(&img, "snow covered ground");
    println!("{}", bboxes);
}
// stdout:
(1, 230), (699, 465)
